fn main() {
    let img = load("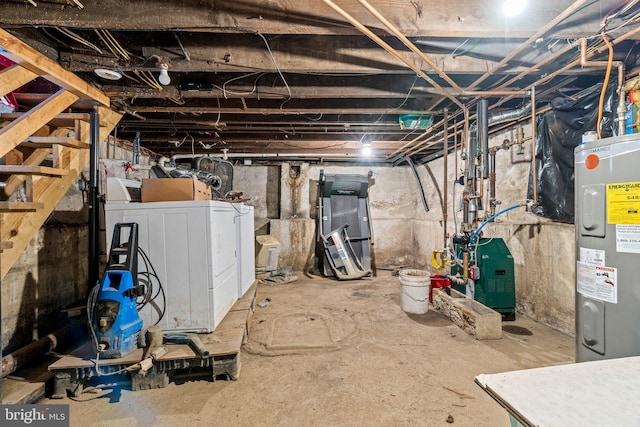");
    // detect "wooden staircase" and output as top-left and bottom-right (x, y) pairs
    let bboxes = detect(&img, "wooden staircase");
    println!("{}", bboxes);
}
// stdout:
(0, 28), (122, 280)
